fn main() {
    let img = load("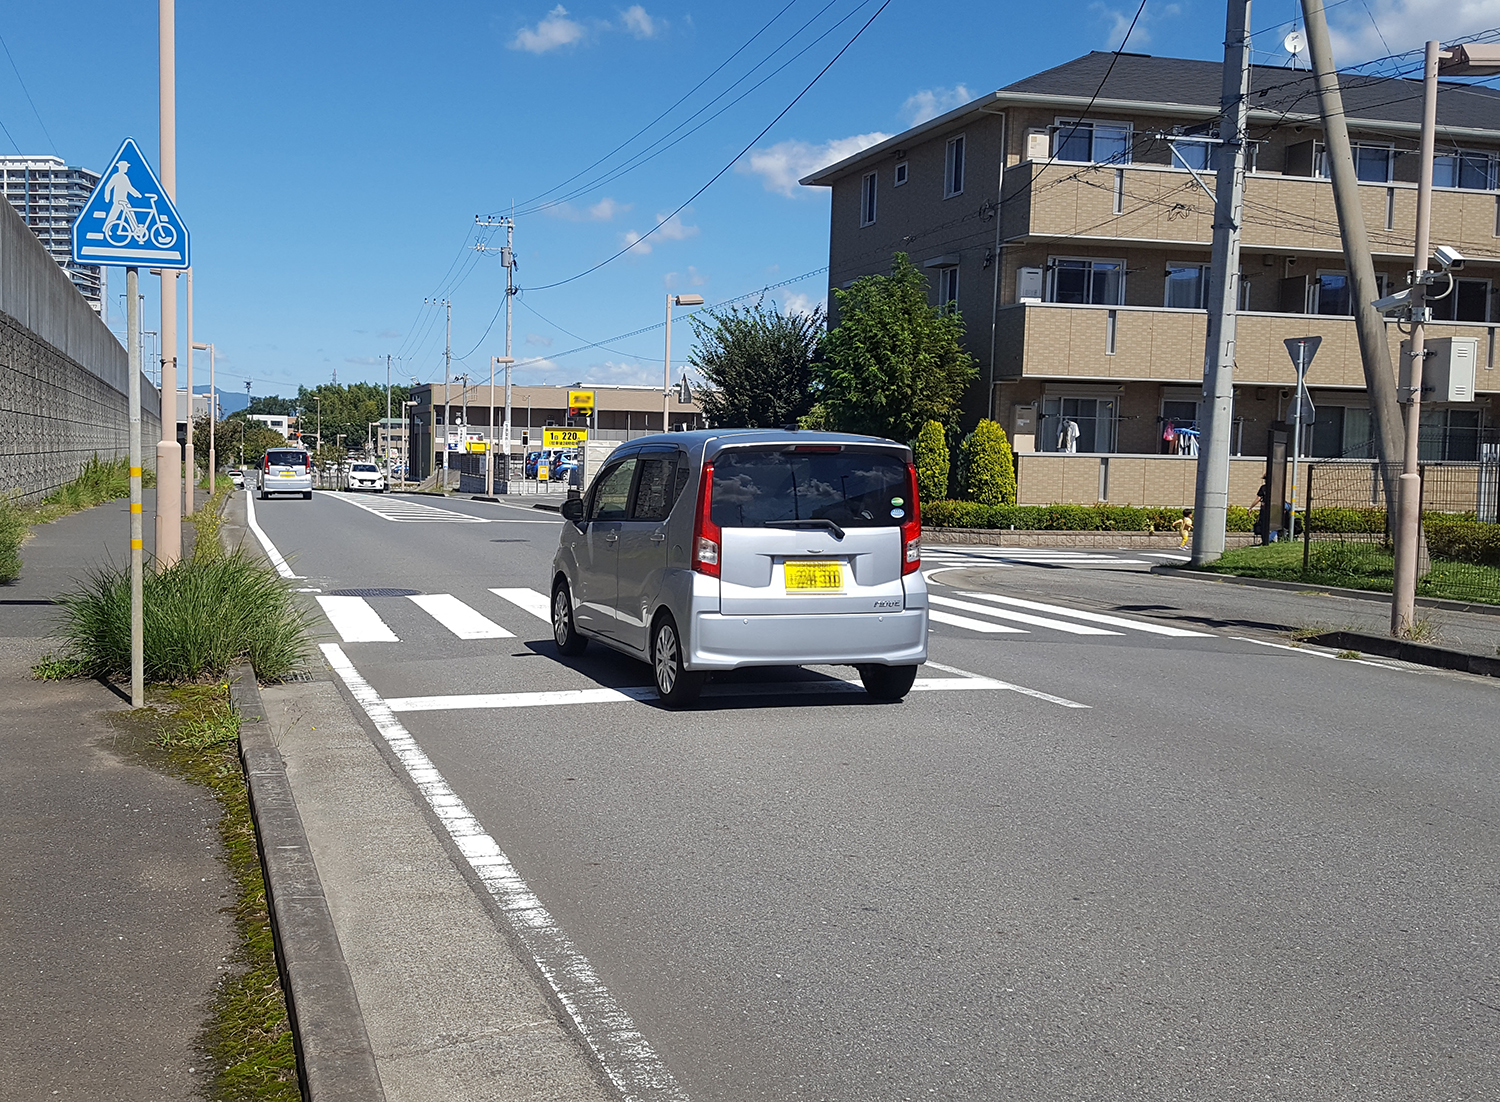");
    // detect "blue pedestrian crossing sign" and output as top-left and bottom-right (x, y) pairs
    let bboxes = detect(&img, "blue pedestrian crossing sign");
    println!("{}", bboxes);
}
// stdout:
(71, 138), (189, 269)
